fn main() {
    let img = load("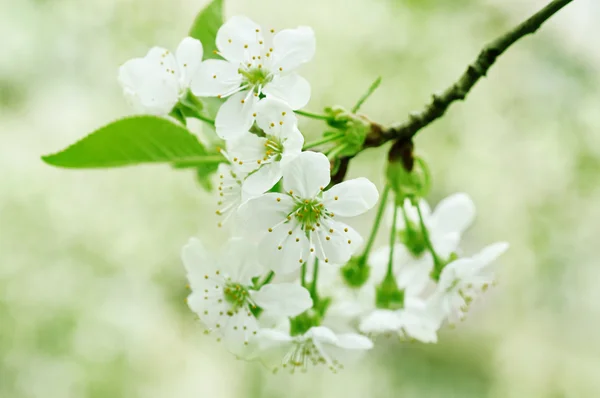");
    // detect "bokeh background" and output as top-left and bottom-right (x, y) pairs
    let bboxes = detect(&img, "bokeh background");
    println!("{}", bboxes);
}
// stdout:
(2, 0), (600, 396)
